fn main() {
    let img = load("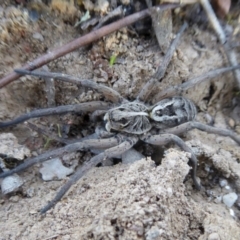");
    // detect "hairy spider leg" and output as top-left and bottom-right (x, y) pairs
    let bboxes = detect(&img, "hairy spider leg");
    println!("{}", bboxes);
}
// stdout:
(14, 69), (126, 104)
(40, 136), (138, 213)
(0, 101), (111, 128)
(160, 121), (240, 145)
(141, 133), (201, 190)
(0, 137), (121, 179)
(136, 22), (187, 103)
